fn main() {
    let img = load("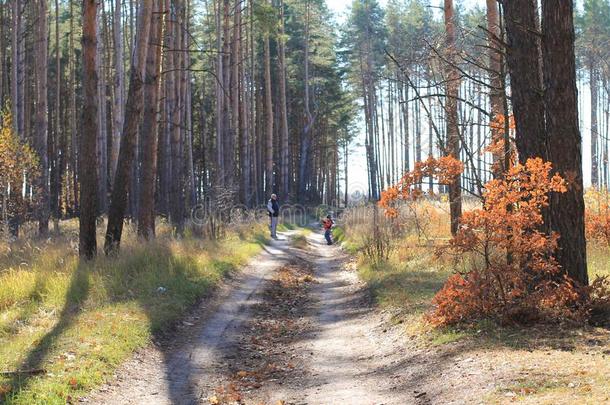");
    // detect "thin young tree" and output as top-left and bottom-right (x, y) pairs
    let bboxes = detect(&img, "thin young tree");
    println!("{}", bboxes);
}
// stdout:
(34, 0), (49, 234)
(444, 0), (462, 235)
